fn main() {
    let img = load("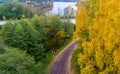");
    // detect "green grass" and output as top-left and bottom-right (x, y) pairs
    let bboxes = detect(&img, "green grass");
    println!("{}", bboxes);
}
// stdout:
(70, 47), (83, 74)
(39, 38), (72, 74)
